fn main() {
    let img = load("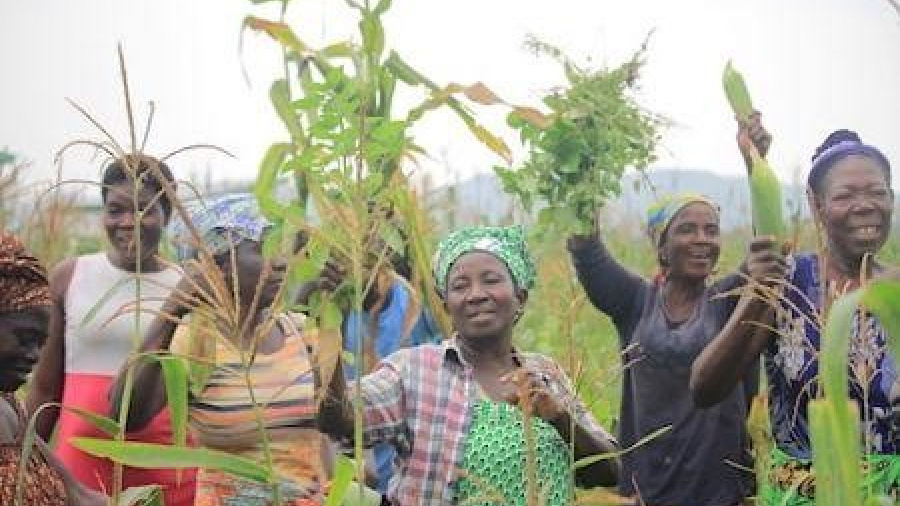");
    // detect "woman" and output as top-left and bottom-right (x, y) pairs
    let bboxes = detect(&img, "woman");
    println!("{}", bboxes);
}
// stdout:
(27, 154), (196, 505)
(691, 126), (899, 504)
(318, 225), (618, 506)
(0, 231), (107, 506)
(567, 192), (783, 506)
(112, 193), (332, 506)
